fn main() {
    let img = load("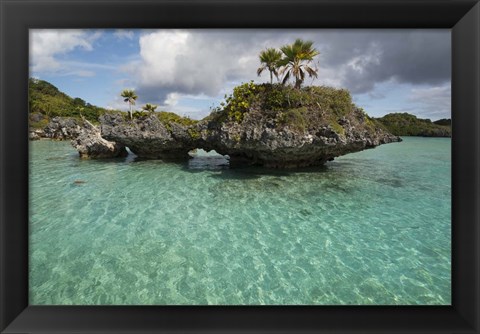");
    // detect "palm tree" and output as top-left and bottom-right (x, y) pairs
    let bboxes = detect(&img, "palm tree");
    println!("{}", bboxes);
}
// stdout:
(257, 48), (283, 84)
(120, 89), (138, 119)
(278, 39), (320, 89)
(142, 103), (158, 113)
